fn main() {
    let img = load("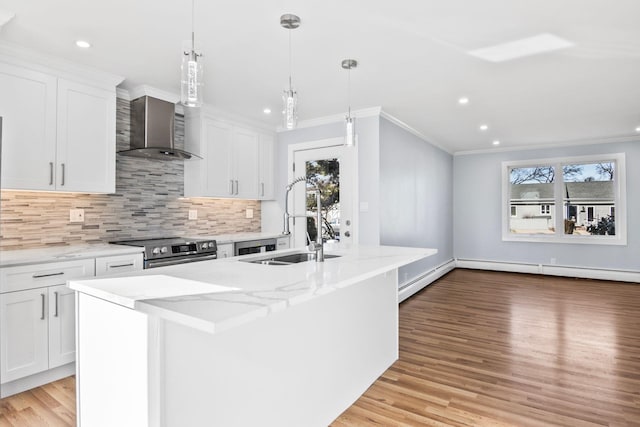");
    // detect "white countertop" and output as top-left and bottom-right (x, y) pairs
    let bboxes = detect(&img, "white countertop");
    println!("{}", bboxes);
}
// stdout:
(69, 244), (436, 334)
(189, 231), (286, 244)
(0, 232), (286, 268)
(0, 244), (145, 268)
